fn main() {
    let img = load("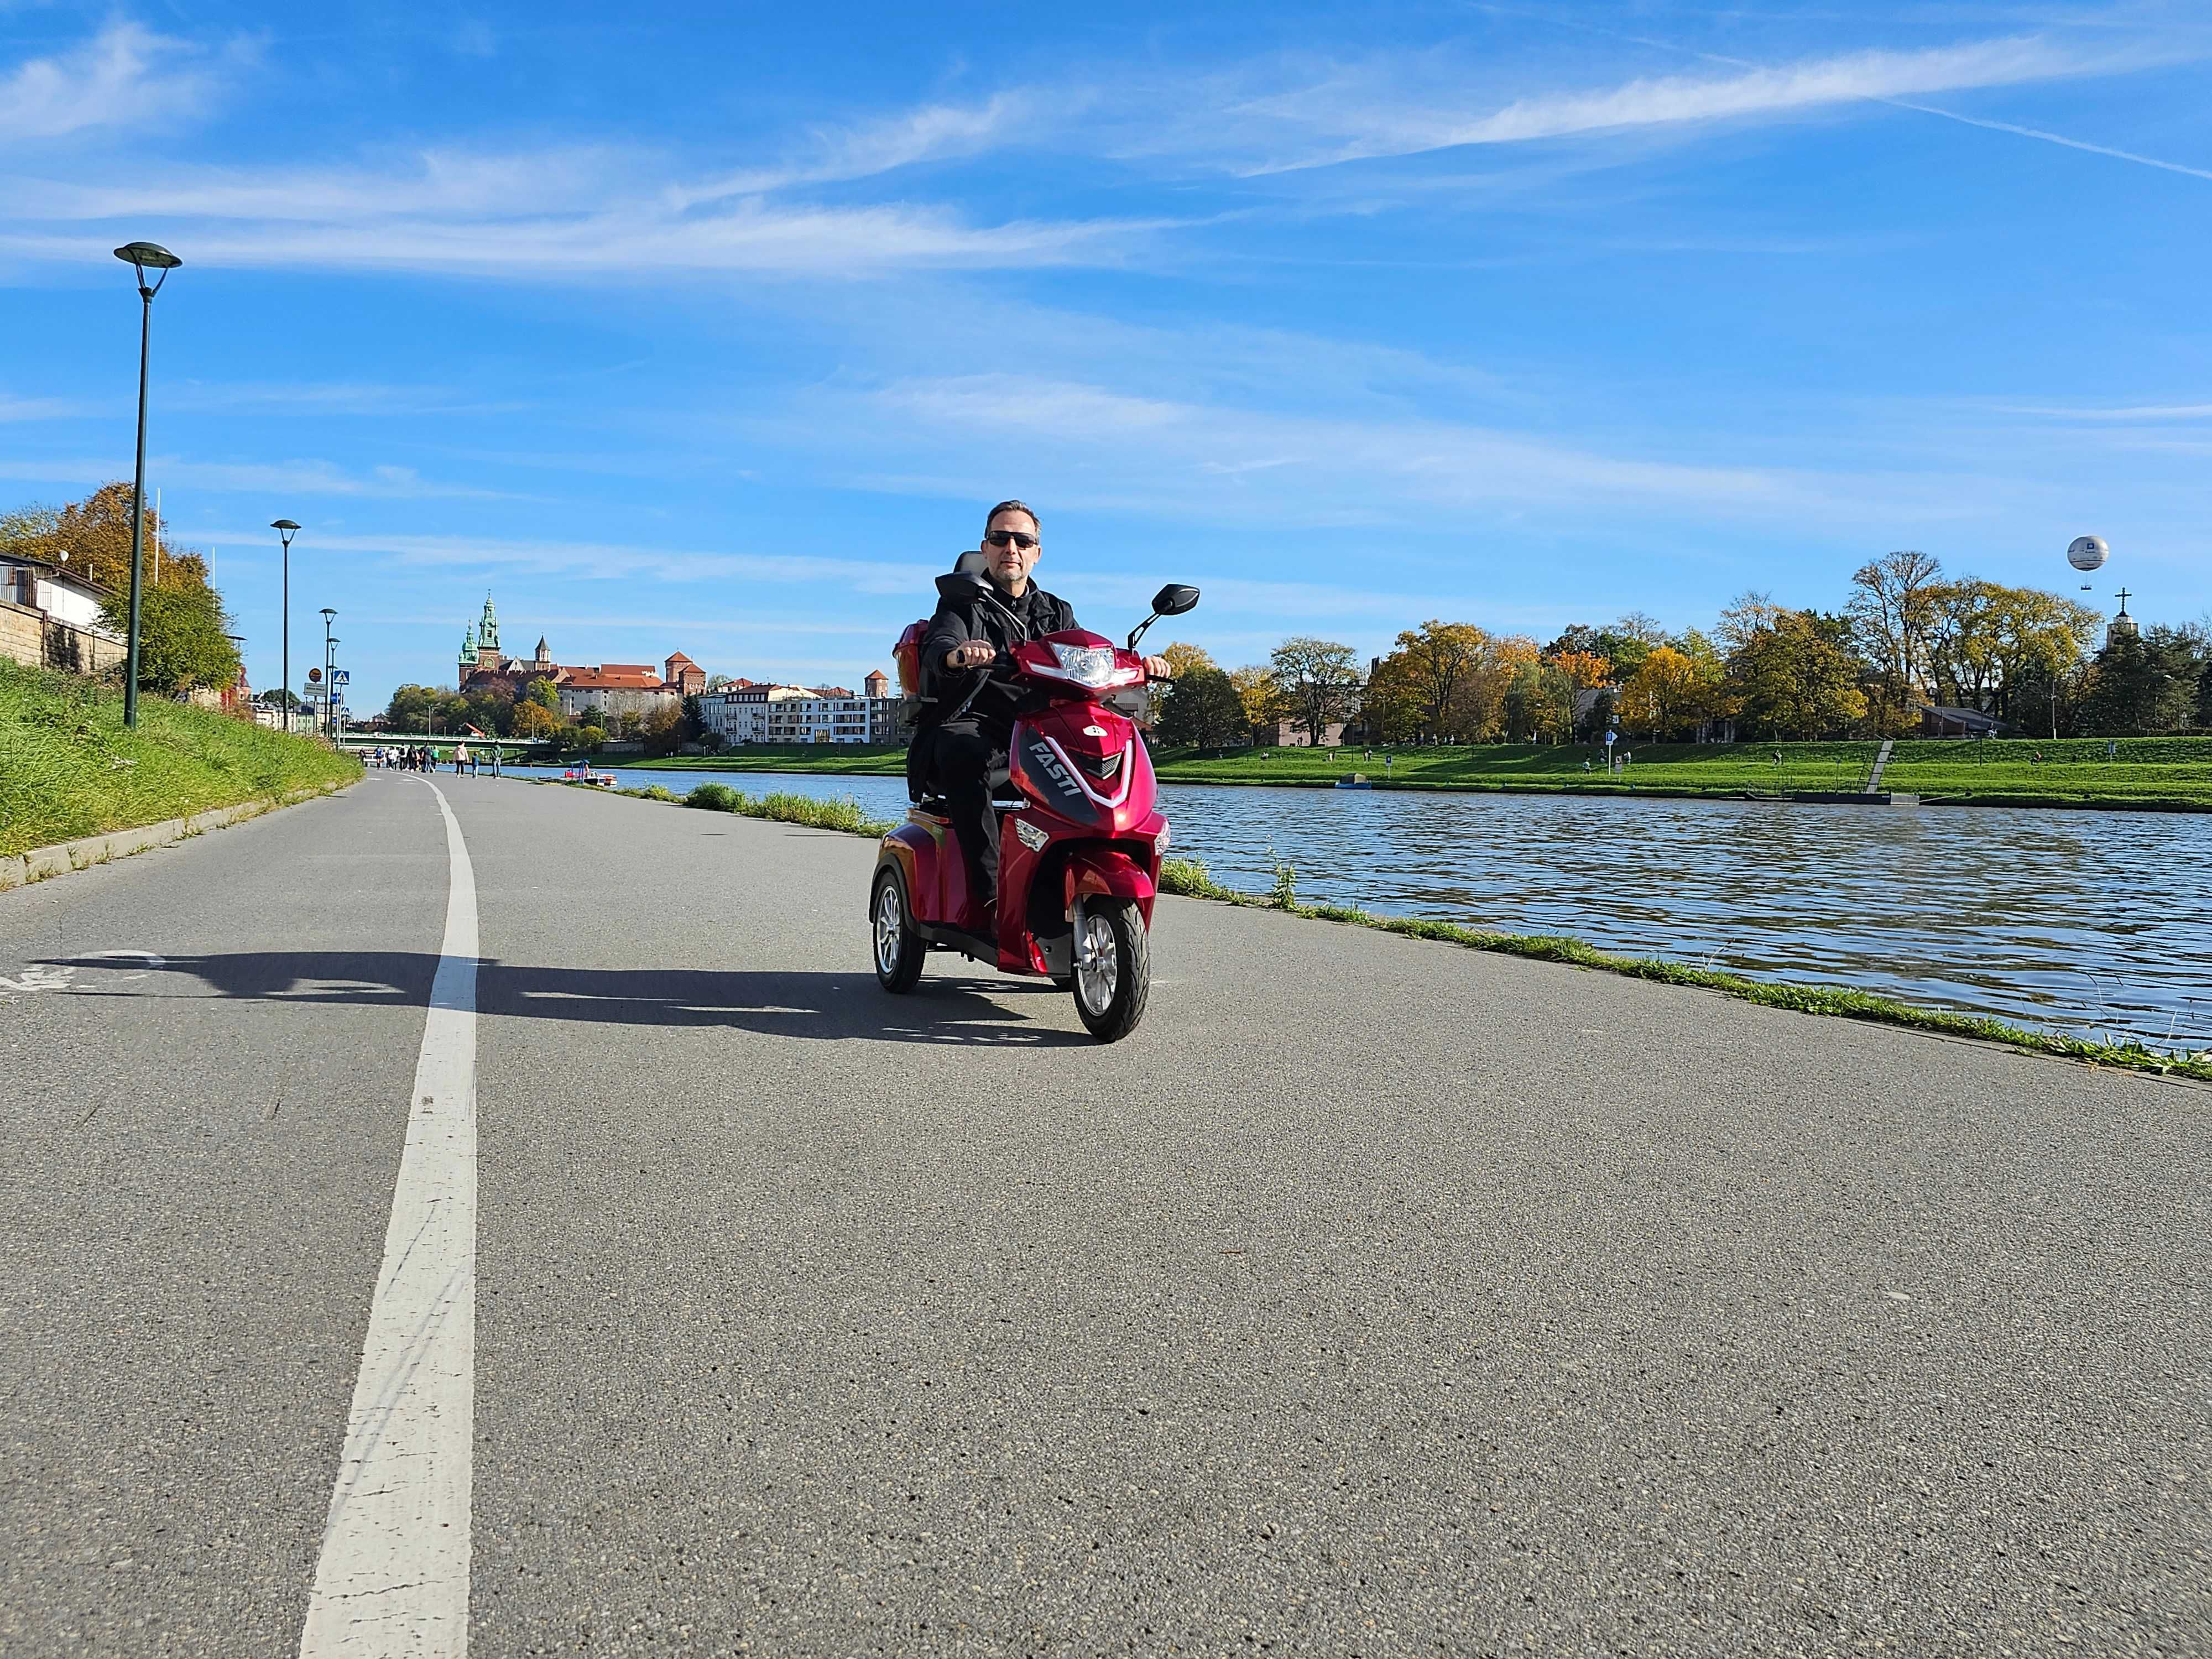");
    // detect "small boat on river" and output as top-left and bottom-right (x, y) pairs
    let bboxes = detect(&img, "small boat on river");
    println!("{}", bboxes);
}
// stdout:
(1336, 773), (1374, 790)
